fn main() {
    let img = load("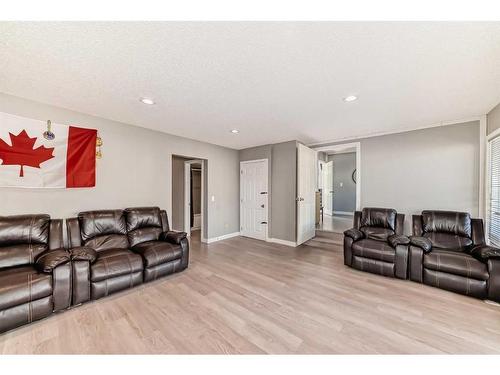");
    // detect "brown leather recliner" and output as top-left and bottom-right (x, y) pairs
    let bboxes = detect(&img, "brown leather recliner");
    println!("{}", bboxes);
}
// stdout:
(0, 214), (71, 333)
(66, 209), (144, 305)
(124, 207), (189, 282)
(409, 210), (500, 302)
(66, 207), (189, 305)
(343, 207), (410, 279)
